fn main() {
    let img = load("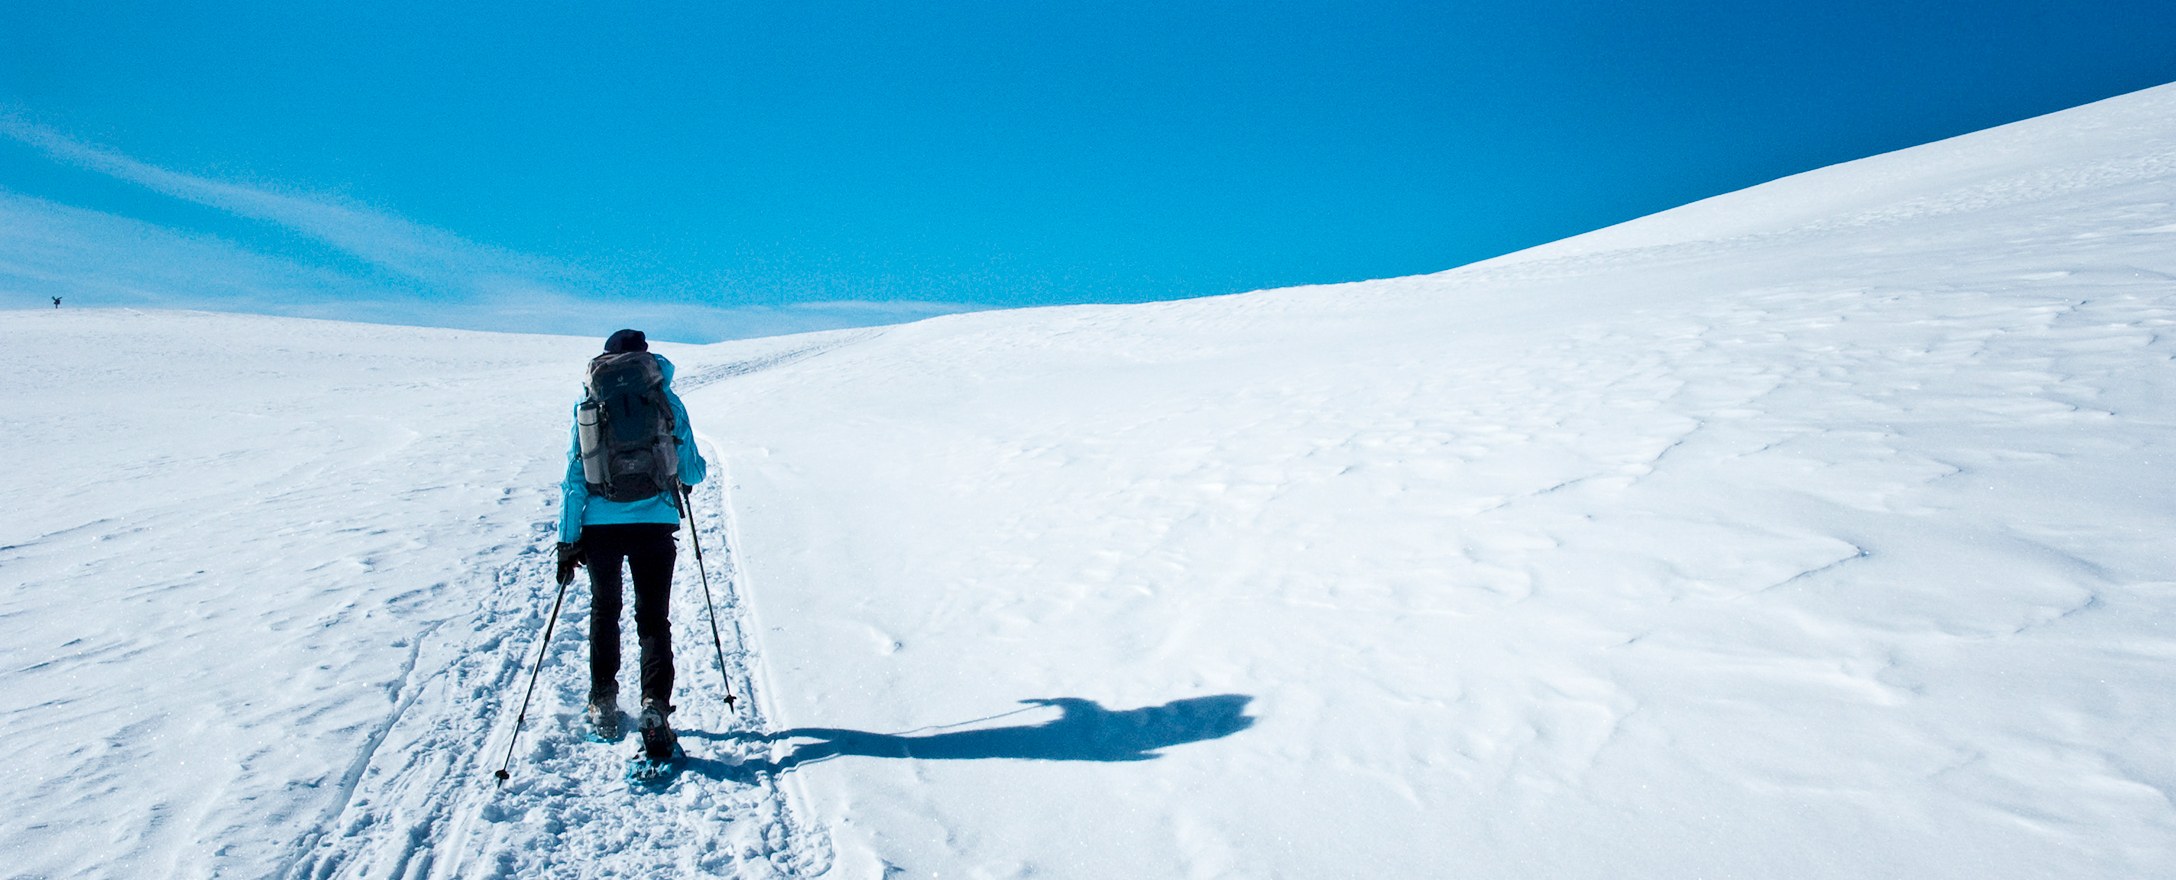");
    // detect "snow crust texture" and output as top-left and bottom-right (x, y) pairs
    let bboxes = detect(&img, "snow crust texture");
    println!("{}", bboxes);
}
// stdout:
(5, 82), (2176, 878)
